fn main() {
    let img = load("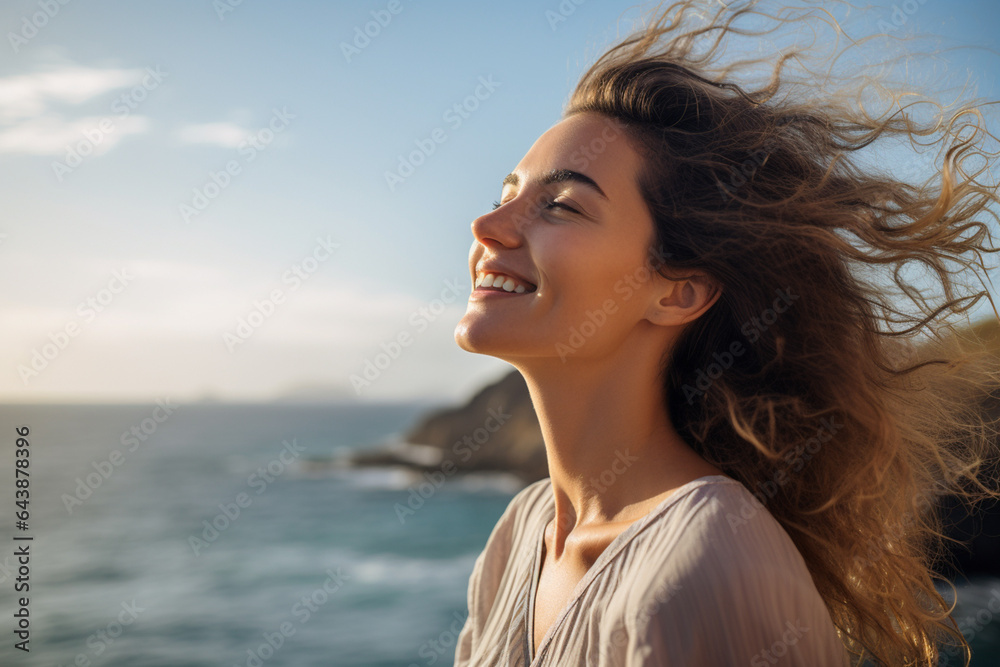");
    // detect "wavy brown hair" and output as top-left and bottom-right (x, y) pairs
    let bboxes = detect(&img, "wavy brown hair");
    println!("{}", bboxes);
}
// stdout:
(563, 1), (1000, 665)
